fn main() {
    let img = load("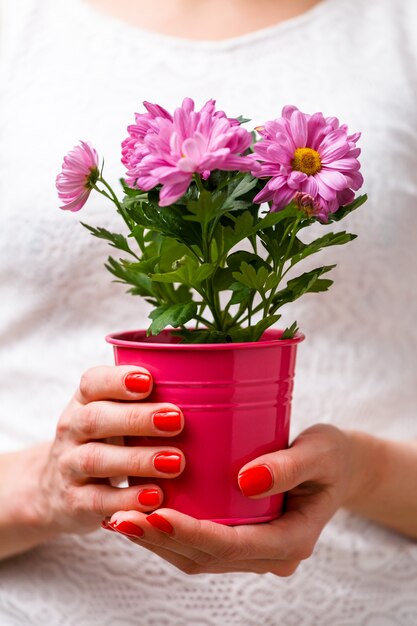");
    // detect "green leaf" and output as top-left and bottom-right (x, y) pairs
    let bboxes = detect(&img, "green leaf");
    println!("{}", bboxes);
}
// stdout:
(148, 302), (197, 335)
(120, 179), (149, 198)
(228, 281), (251, 305)
(81, 223), (137, 256)
(126, 201), (202, 250)
(157, 238), (191, 273)
(232, 261), (269, 292)
(194, 263), (215, 283)
(105, 257), (156, 298)
(151, 257), (214, 287)
(221, 210), (254, 254)
(127, 256), (159, 274)
(225, 314), (281, 343)
(281, 321), (299, 340)
(250, 314), (282, 341)
(235, 115), (251, 124)
(212, 267), (235, 292)
(172, 328), (232, 344)
(254, 204), (300, 232)
(227, 251), (270, 271)
(225, 173), (258, 203)
(264, 273), (280, 292)
(327, 194), (368, 223)
(271, 265), (335, 309)
(289, 231), (357, 266)
(306, 278), (333, 292)
(174, 284), (194, 303)
(186, 188), (226, 226)
(222, 327), (253, 343)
